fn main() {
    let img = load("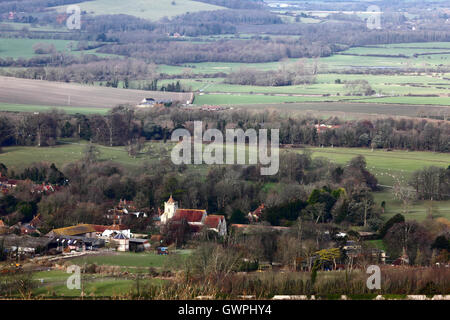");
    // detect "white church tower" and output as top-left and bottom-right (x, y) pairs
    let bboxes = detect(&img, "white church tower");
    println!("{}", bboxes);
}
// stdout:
(161, 195), (178, 224)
